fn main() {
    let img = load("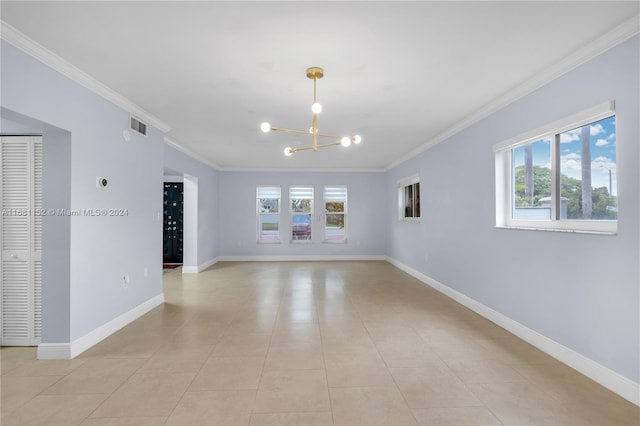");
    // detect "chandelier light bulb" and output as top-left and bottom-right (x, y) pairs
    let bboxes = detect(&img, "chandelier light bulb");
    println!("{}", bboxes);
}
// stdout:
(353, 135), (362, 144)
(260, 122), (271, 133)
(284, 147), (294, 156)
(340, 137), (351, 147)
(311, 102), (323, 114)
